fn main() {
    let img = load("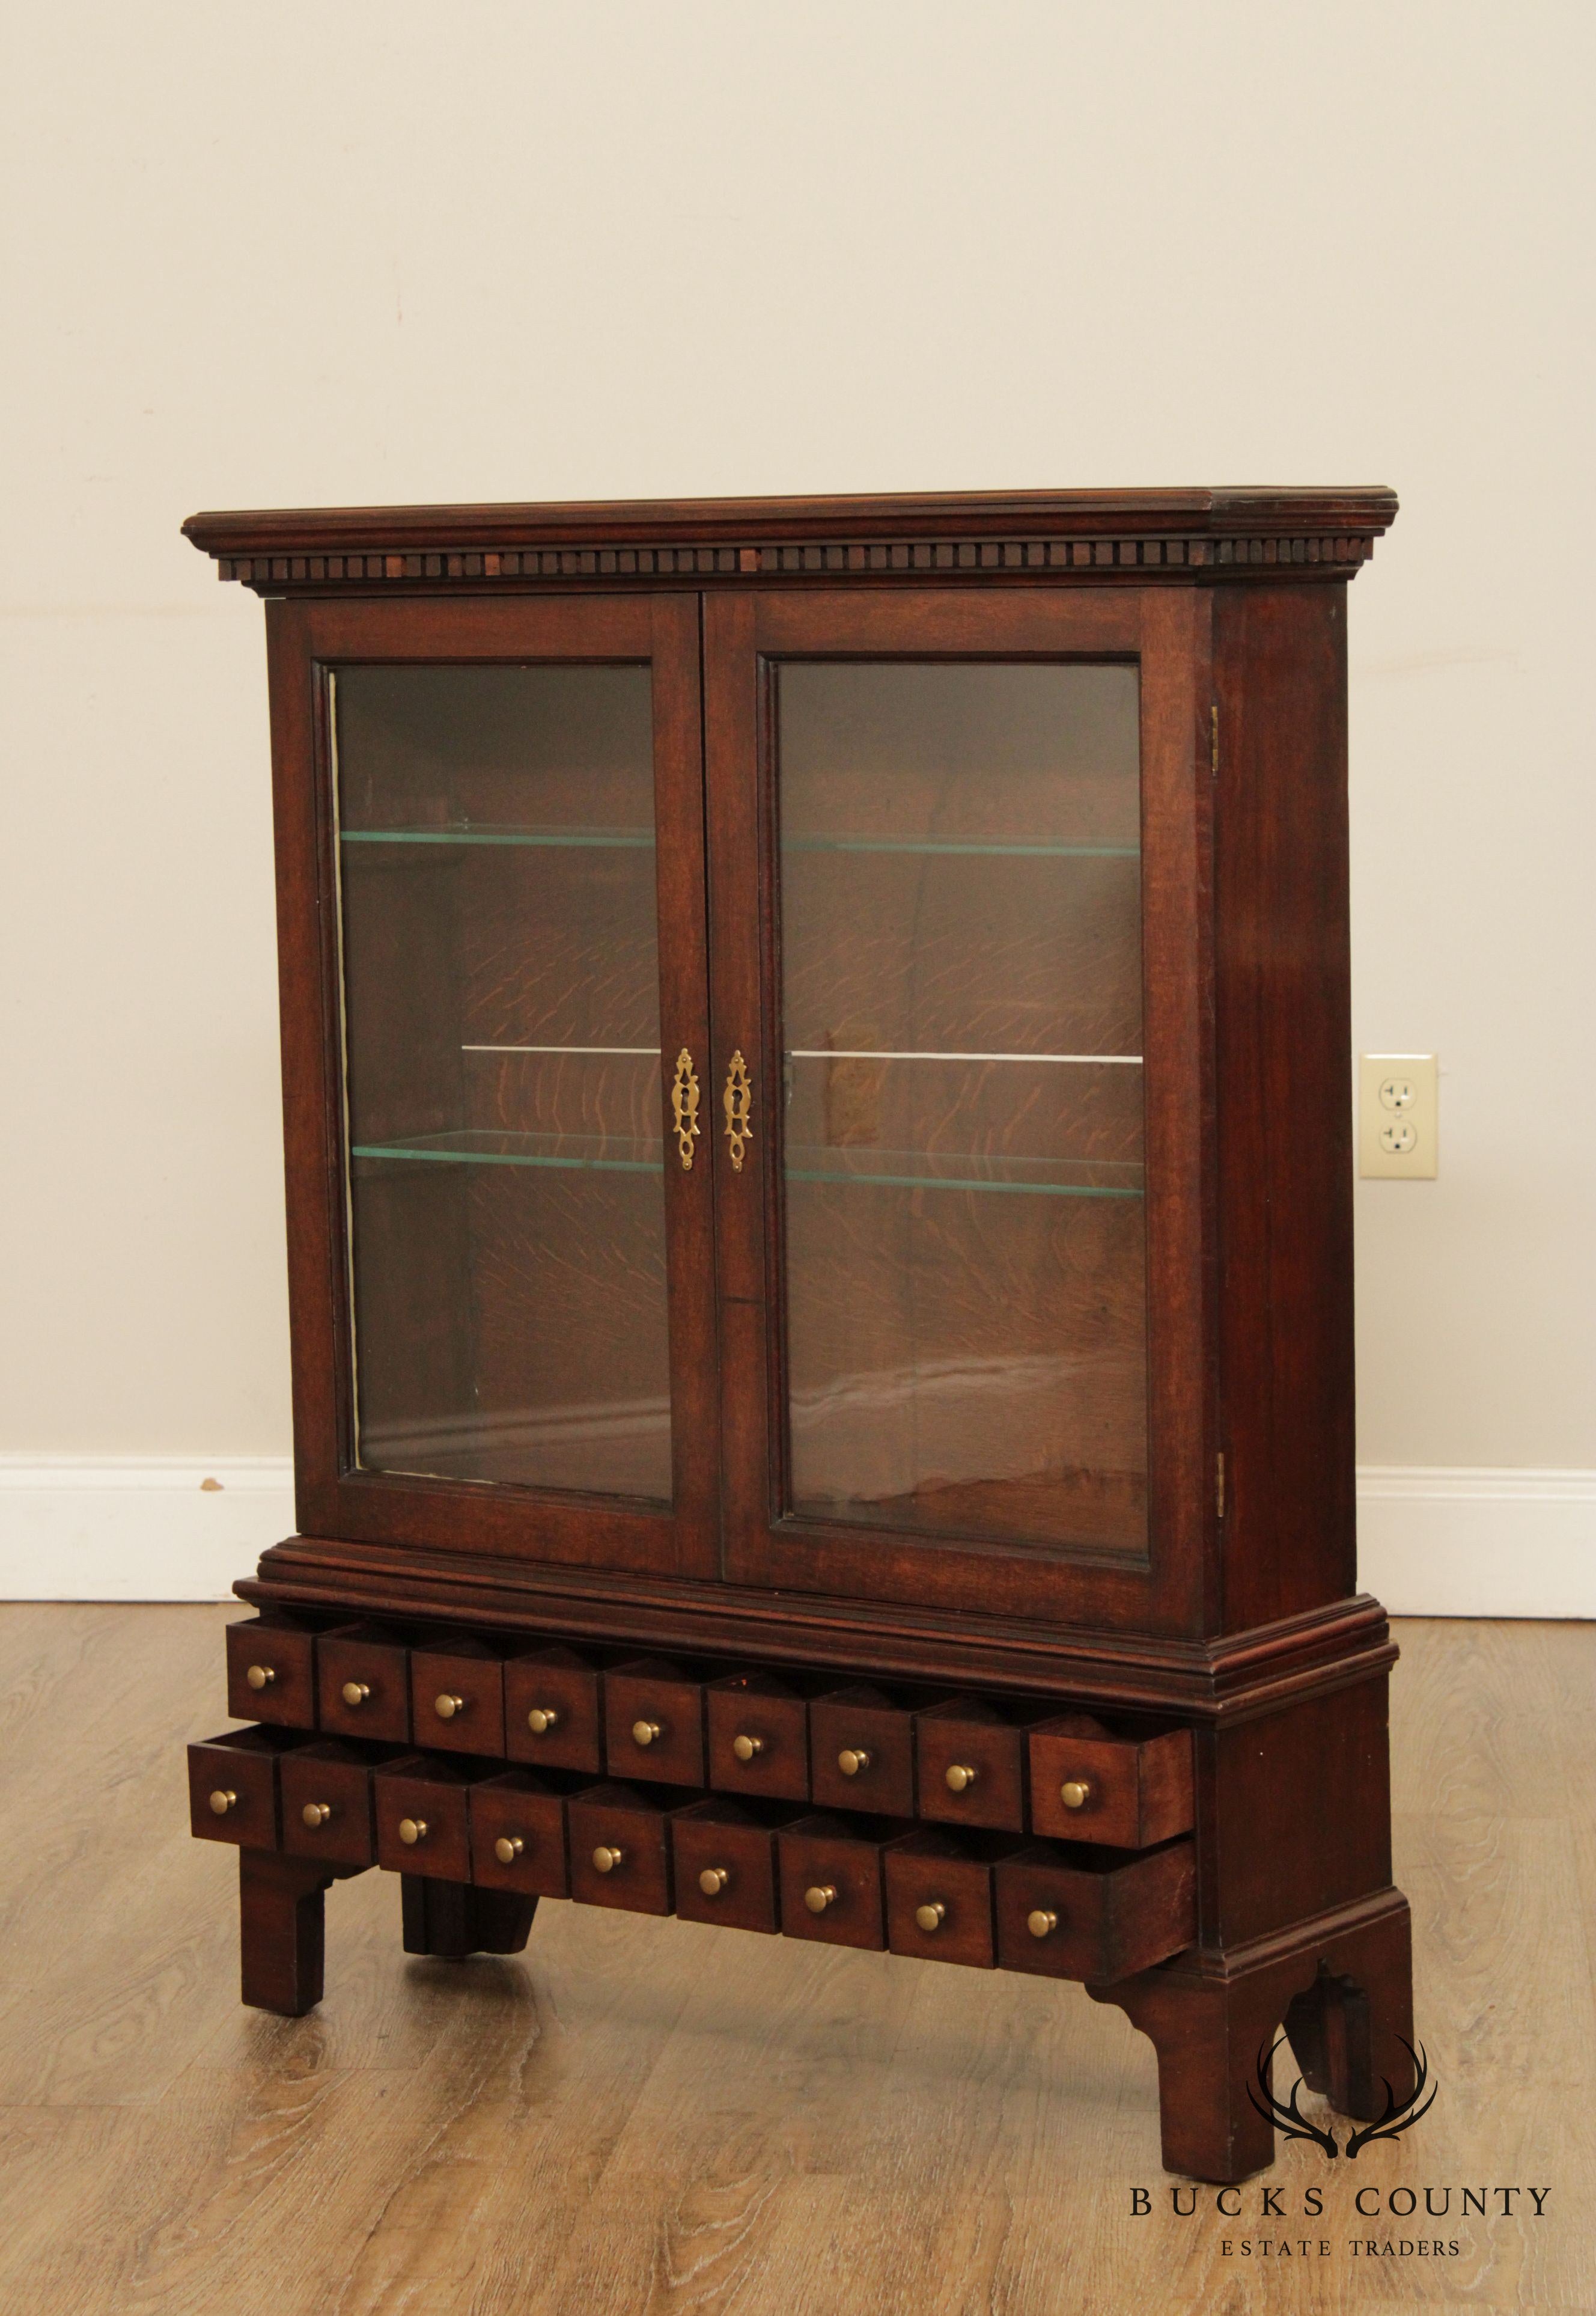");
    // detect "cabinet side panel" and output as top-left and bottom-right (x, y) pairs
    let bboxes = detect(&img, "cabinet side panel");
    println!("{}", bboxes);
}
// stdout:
(1213, 585), (1355, 1628)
